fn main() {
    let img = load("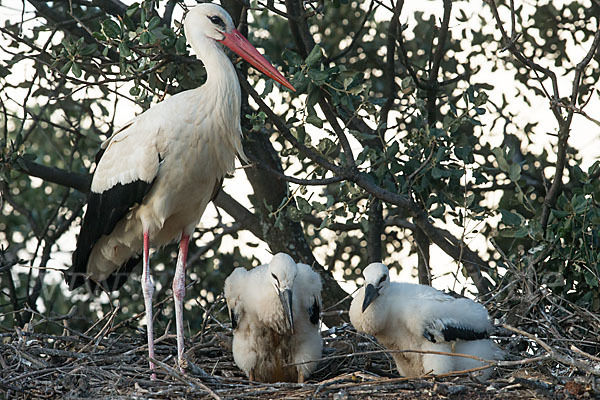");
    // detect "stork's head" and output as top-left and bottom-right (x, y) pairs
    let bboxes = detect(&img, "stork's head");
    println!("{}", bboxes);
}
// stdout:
(268, 253), (298, 332)
(184, 4), (295, 91)
(361, 262), (390, 312)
